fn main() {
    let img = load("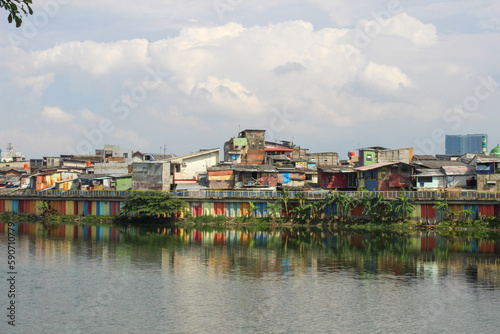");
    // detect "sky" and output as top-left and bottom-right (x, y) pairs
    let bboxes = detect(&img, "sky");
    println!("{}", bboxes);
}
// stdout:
(1, 0), (500, 161)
